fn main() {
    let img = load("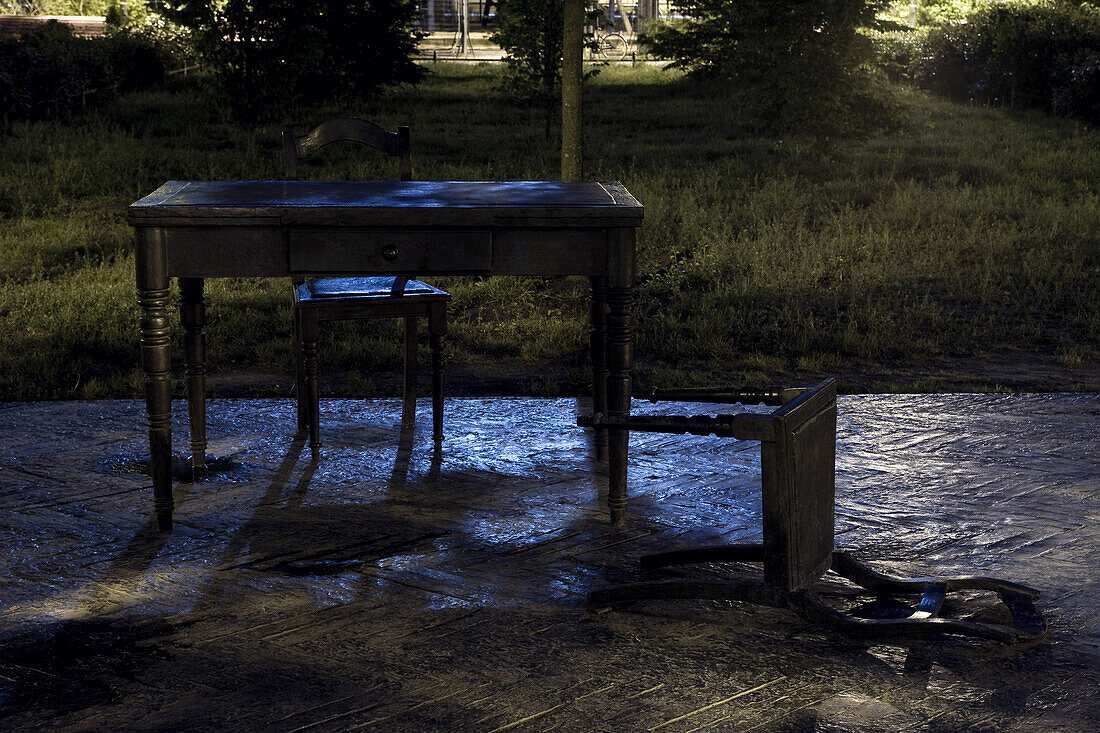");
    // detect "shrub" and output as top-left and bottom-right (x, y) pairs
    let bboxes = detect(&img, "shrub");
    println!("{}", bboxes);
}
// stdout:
(914, 1), (1100, 122)
(916, 0), (979, 26)
(641, 0), (899, 140)
(0, 17), (194, 126)
(0, 22), (114, 122)
(168, 0), (422, 132)
(867, 28), (924, 85)
(304, 0), (422, 103)
(1053, 49), (1100, 121)
(492, 0), (566, 106)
